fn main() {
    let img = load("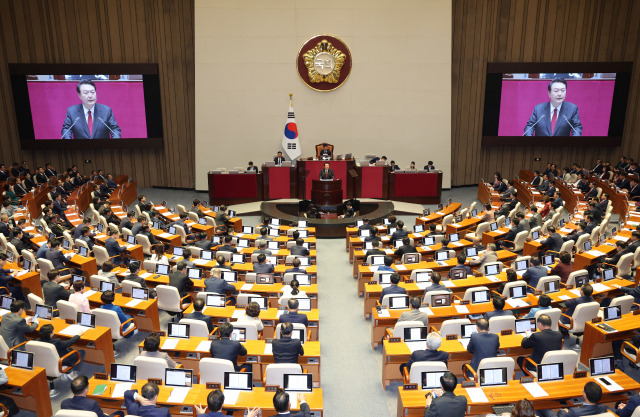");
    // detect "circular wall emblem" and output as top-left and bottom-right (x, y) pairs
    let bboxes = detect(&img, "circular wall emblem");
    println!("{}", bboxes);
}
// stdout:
(297, 35), (352, 92)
